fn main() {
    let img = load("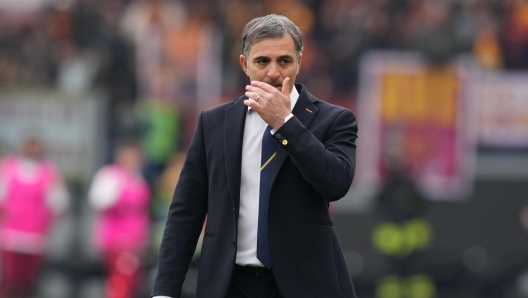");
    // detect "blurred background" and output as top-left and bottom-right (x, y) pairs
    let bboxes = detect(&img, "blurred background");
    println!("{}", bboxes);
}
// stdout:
(0, 0), (528, 297)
